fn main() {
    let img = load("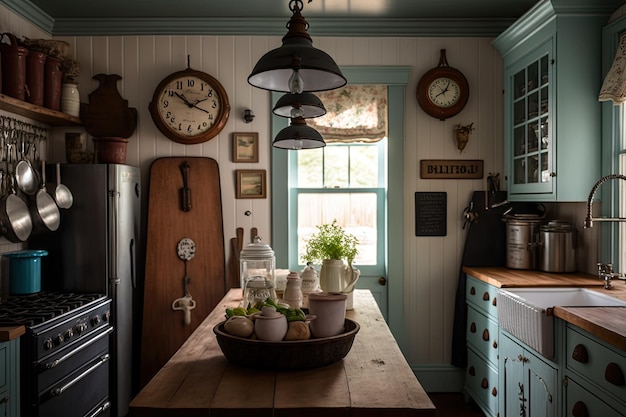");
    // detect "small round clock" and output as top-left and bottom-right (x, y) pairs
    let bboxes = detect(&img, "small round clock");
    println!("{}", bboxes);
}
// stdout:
(149, 65), (230, 144)
(416, 49), (469, 121)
